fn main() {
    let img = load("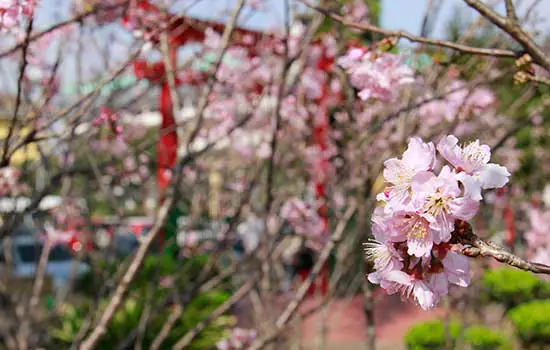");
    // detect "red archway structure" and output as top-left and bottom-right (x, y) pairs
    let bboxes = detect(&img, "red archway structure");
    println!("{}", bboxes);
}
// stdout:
(125, 0), (343, 296)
